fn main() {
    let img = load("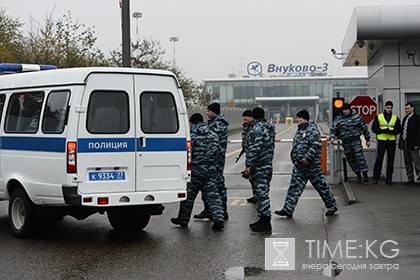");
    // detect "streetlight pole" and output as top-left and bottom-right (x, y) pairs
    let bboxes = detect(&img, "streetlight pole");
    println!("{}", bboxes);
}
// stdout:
(121, 0), (131, 67)
(169, 36), (179, 69)
(132, 12), (142, 43)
